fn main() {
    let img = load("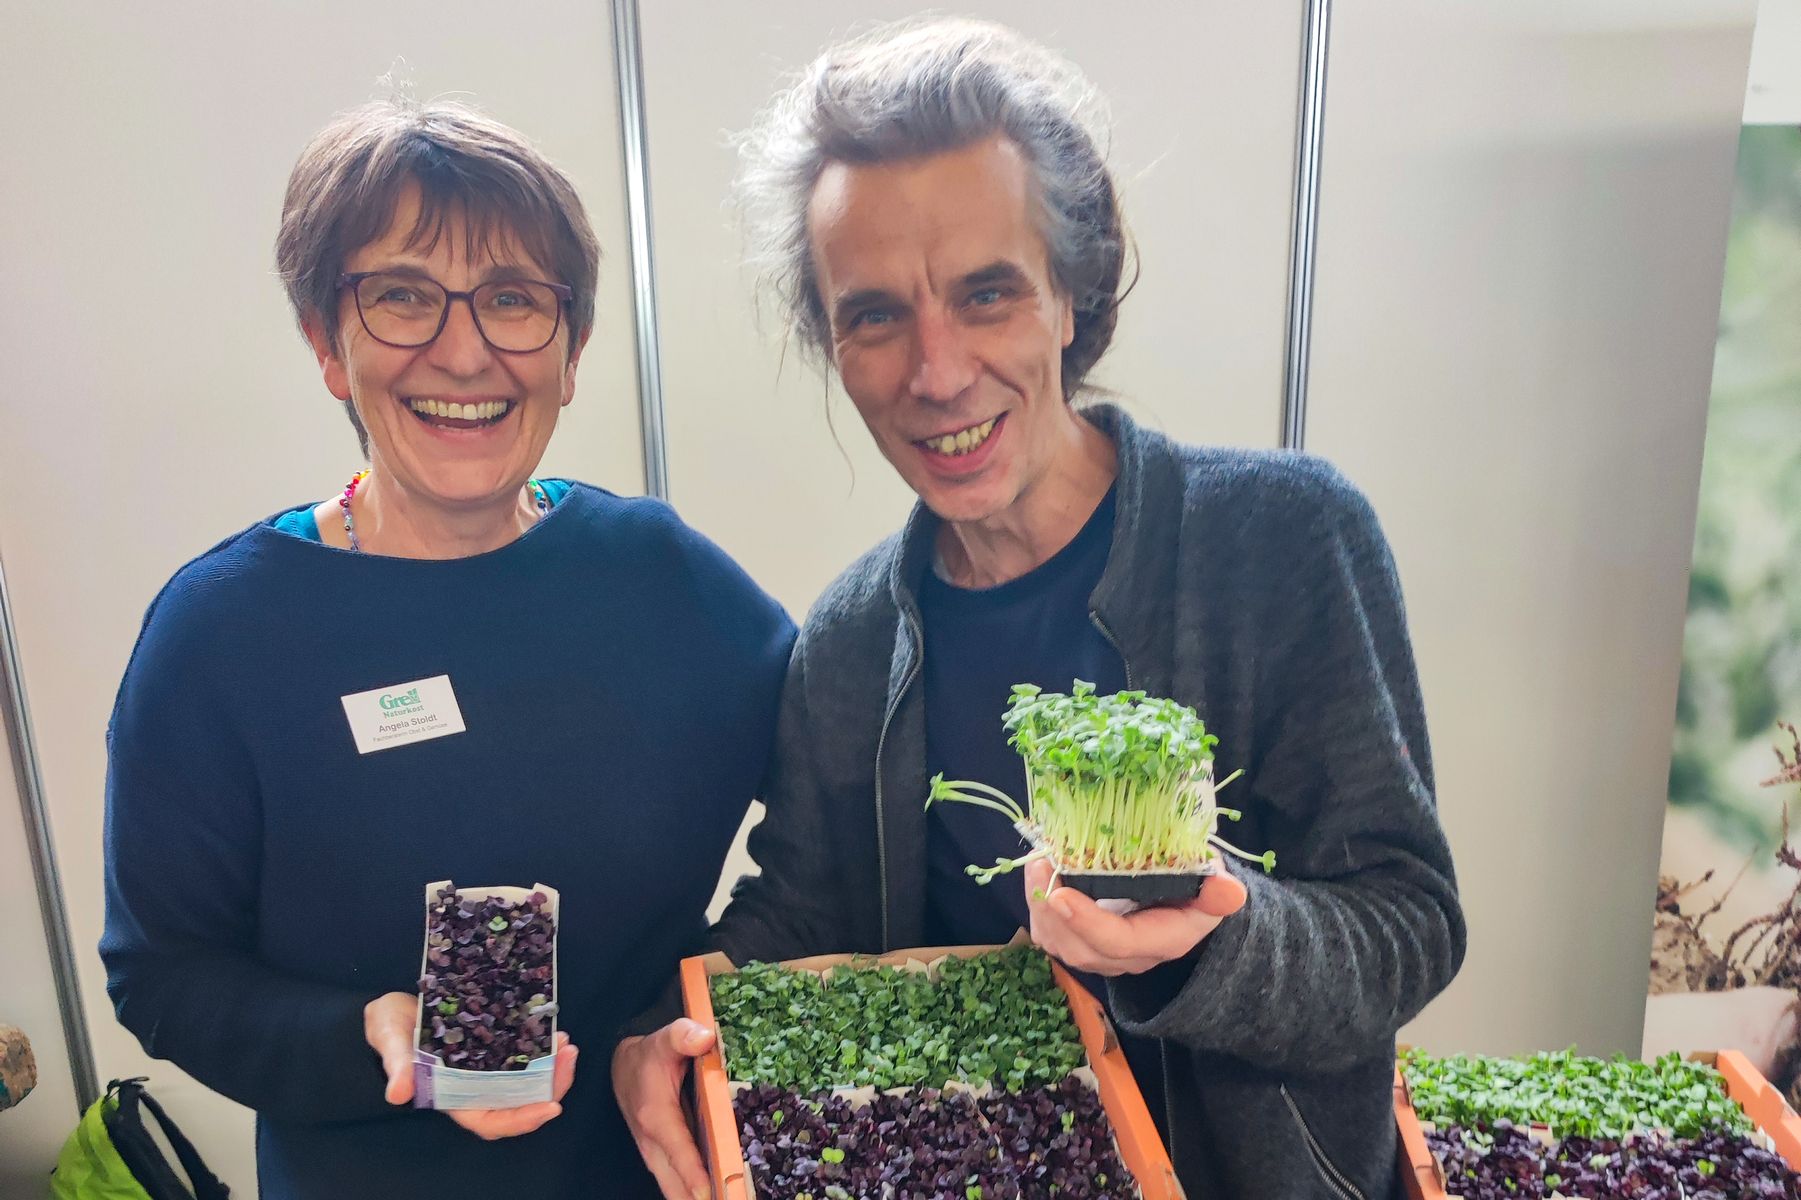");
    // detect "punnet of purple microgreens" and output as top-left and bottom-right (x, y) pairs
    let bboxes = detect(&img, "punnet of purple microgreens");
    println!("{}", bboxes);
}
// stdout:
(416, 885), (556, 1072)
(733, 1074), (1139, 1200)
(1427, 1121), (1801, 1198)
